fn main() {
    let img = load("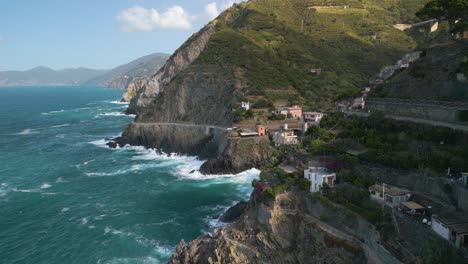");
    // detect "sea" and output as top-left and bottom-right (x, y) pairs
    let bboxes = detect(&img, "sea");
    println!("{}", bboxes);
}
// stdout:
(0, 86), (258, 264)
